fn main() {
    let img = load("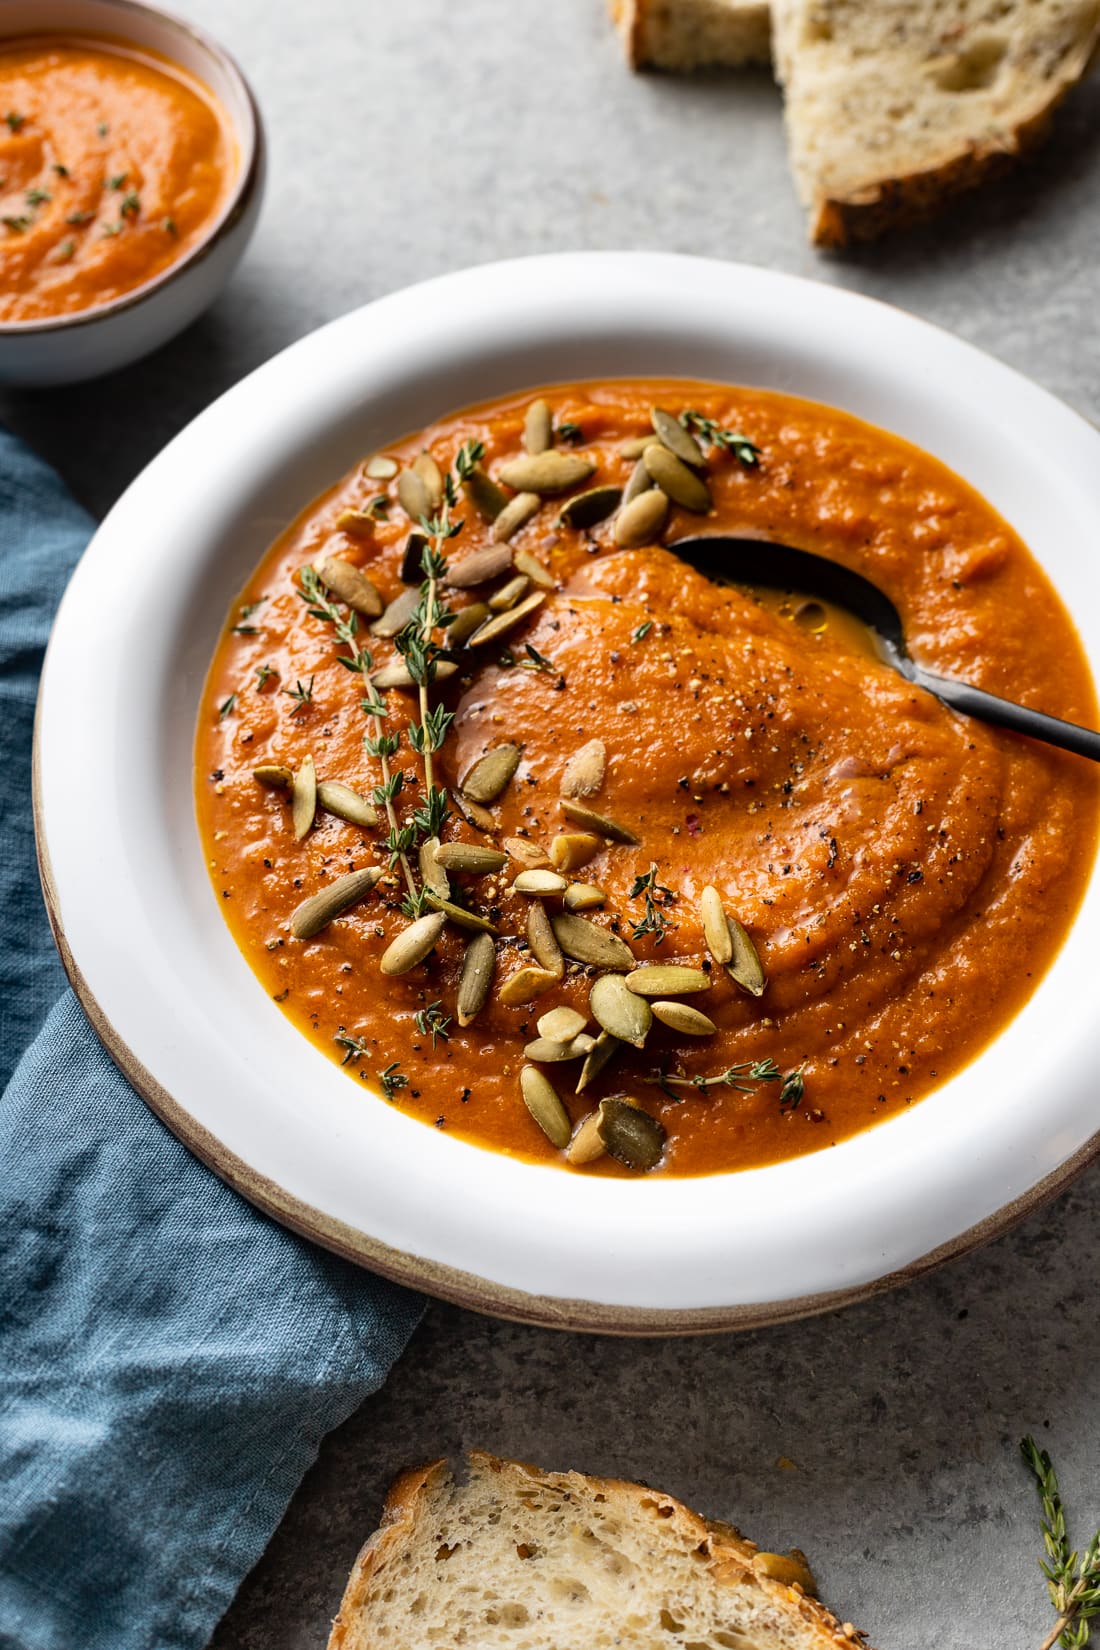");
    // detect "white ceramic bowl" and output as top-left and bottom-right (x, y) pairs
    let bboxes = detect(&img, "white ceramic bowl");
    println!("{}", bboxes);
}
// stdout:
(0, 0), (263, 386)
(34, 254), (1100, 1332)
